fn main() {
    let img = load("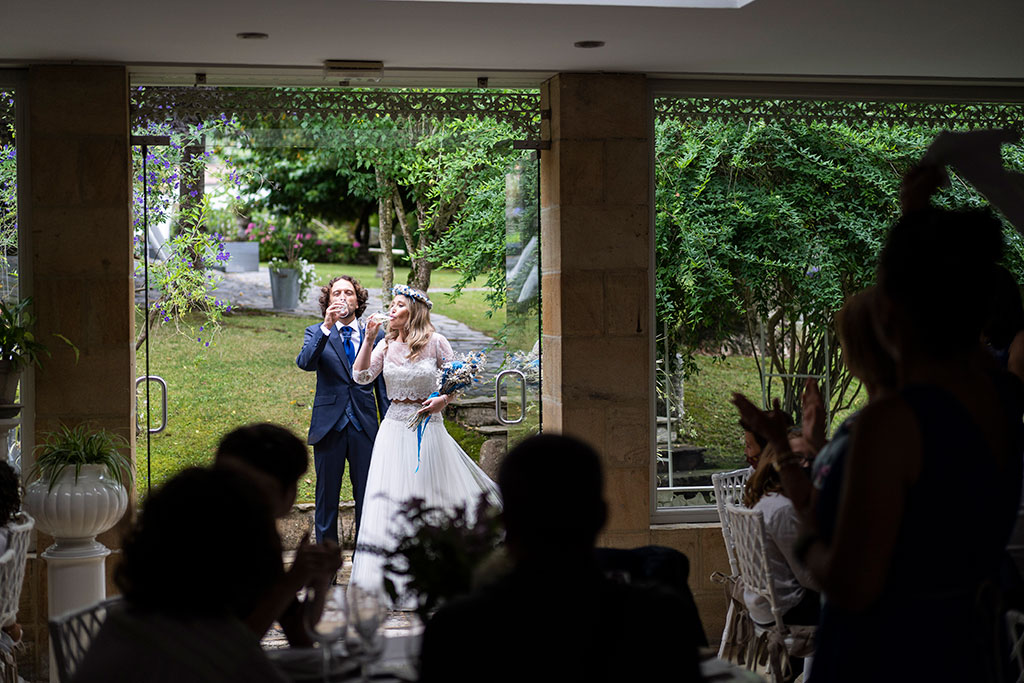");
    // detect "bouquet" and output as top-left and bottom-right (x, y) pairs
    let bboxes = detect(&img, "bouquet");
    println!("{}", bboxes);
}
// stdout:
(408, 352), (486, 471)
(507, 347), (540, 386)
(407, 352), (487, 431)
